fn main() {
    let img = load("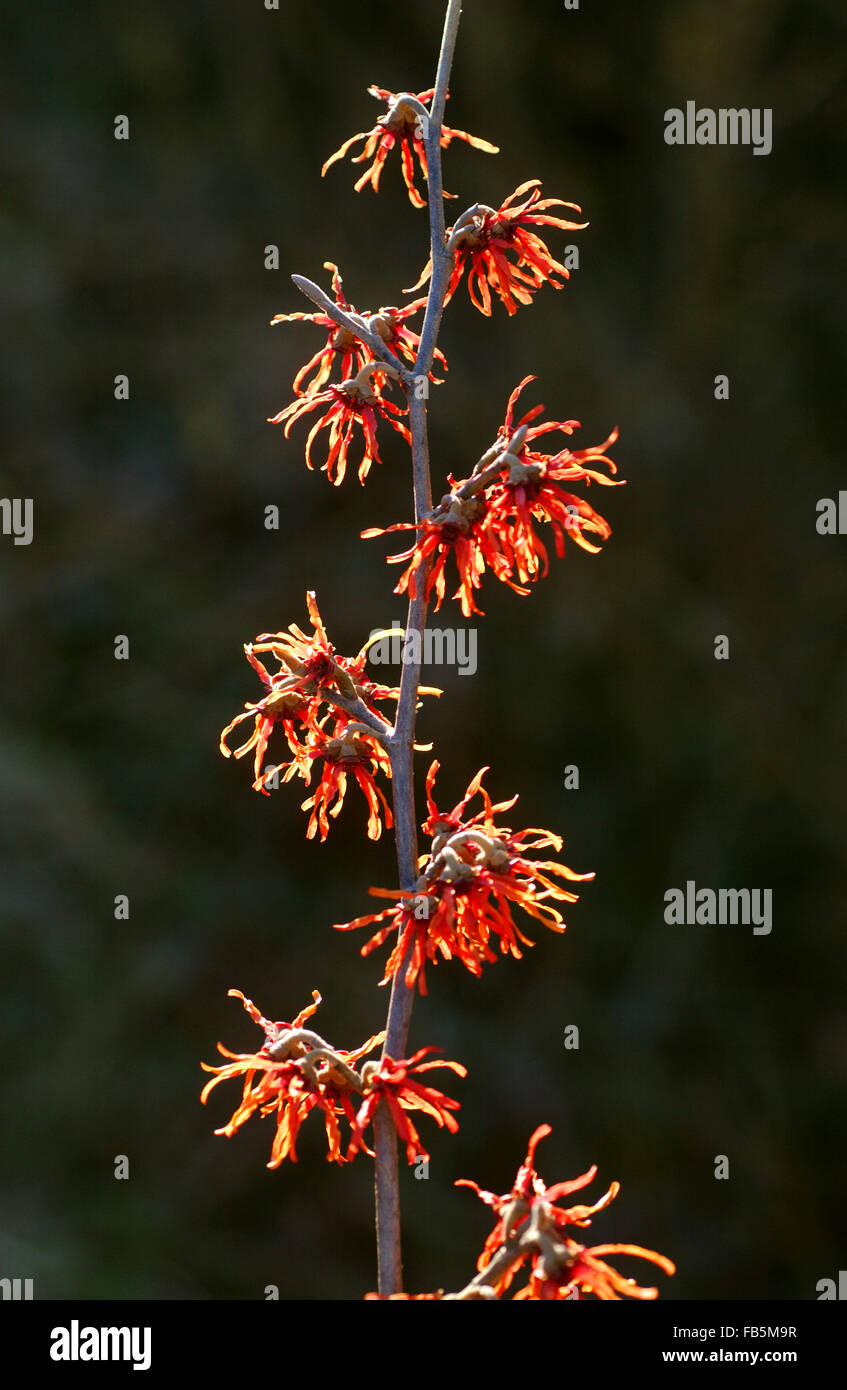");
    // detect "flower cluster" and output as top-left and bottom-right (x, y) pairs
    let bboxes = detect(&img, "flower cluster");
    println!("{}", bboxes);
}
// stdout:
(347, 1048), (466, 1164)
(365, 376), (621, 615)
(274, 91), (499, 488)
(336, 761), (592, 993)
(270, 361), (411, 487)
(200, 990), (381, 1166)
(201, 990), (465, 1168)
(454, 1125), (676, 1300)
(365, 1126), (675, 1301)
(220, 592), (399, 839)
(271, 262), (443, 396)
(410, 179), (586, 315)
(322, 85), (498, 208)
